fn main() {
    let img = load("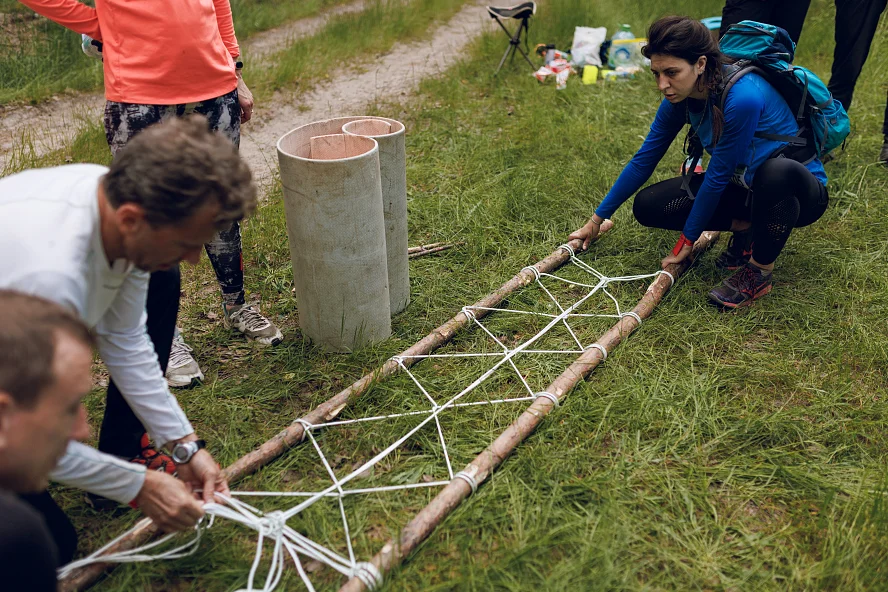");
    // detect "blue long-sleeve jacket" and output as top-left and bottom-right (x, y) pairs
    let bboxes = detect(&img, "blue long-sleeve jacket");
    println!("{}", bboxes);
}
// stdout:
(595, 72), (827, 241)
